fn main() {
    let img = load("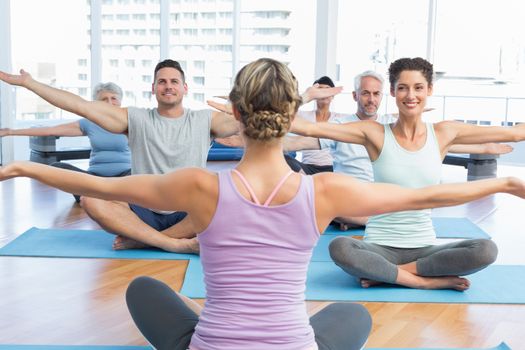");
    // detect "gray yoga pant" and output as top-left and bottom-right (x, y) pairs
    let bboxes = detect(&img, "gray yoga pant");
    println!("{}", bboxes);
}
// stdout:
(126, 276), (372, 350)
(328, 236), (498, 283)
